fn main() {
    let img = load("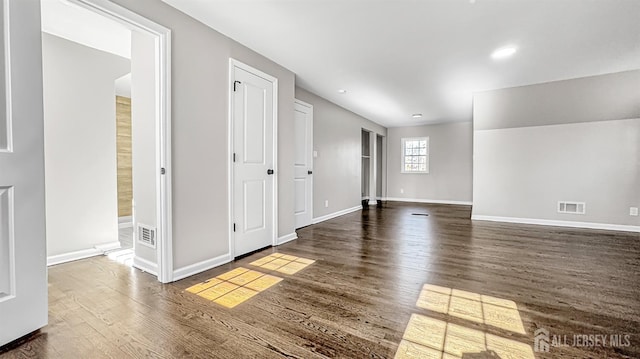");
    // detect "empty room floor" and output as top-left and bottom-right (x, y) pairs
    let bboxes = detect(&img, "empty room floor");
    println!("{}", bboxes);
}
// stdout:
(1, 202), (638, 358)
